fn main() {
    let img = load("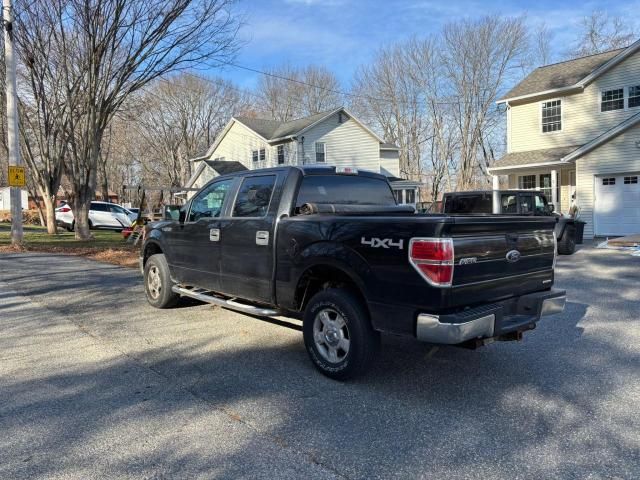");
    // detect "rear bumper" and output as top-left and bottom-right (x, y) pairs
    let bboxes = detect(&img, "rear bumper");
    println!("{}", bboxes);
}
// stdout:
(416, 289), (566, 344)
